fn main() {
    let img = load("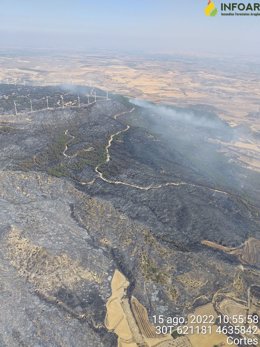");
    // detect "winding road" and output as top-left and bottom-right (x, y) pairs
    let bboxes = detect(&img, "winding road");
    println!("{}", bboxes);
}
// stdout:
(63, 130), (94, 159)
(63, 130), (76, 158)
(63, 105), (231, 197)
